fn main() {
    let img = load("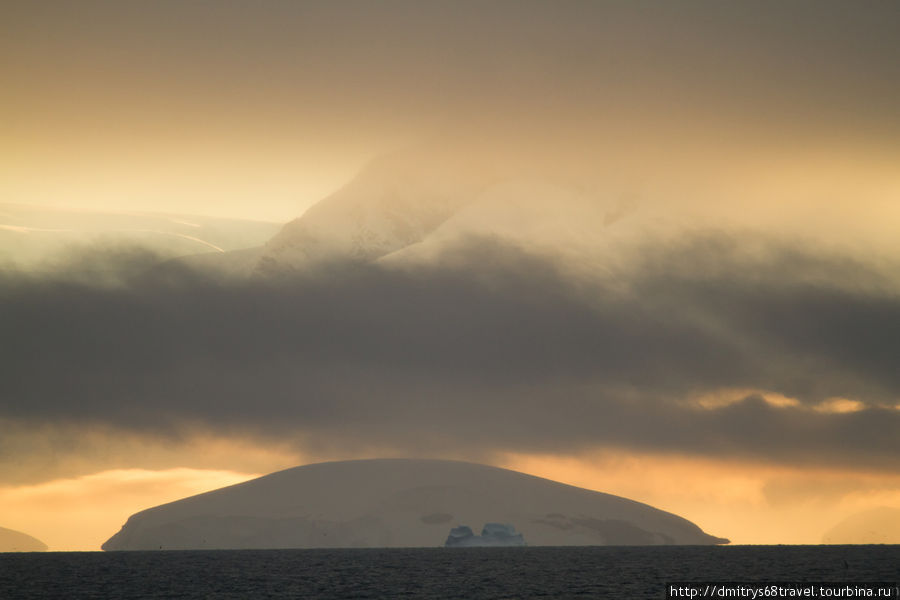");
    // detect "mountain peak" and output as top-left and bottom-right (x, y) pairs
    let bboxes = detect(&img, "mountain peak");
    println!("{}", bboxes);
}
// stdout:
(255, 151), (498, 274)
